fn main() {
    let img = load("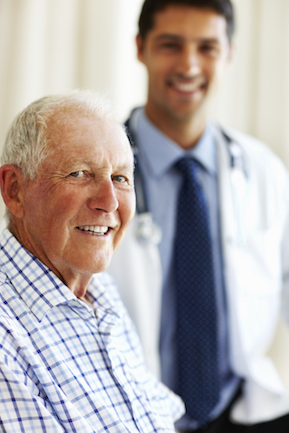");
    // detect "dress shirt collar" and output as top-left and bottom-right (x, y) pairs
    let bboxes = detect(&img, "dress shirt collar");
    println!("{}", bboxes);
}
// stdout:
(0, 229), (76, 322)
(136, 108), (217, 177)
